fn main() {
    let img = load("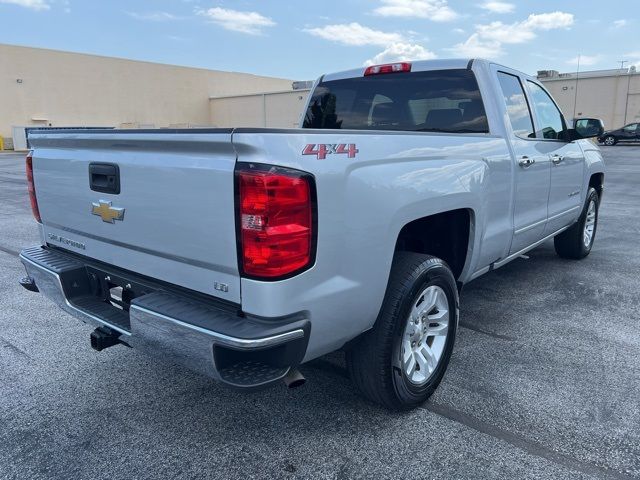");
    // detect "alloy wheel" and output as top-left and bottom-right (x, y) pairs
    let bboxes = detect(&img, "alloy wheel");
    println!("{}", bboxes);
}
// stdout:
(401, 285), (450, 385)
